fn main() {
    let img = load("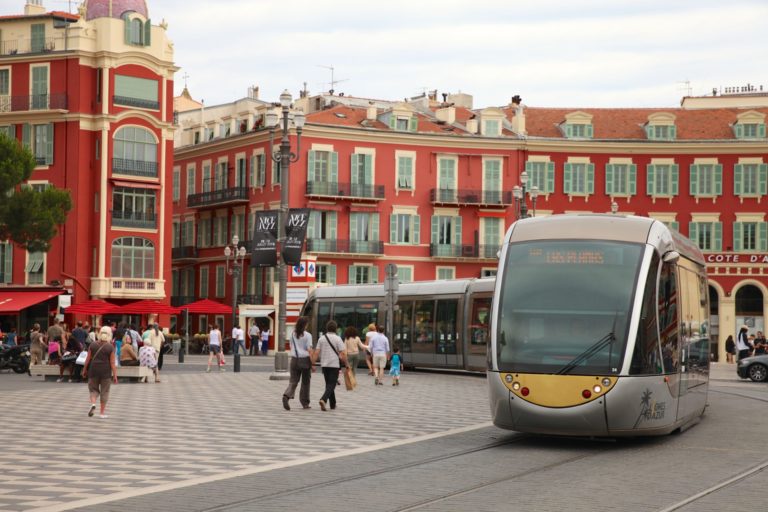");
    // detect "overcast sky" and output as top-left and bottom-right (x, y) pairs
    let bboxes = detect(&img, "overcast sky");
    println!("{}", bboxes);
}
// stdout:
(11, 0), (768, 108)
